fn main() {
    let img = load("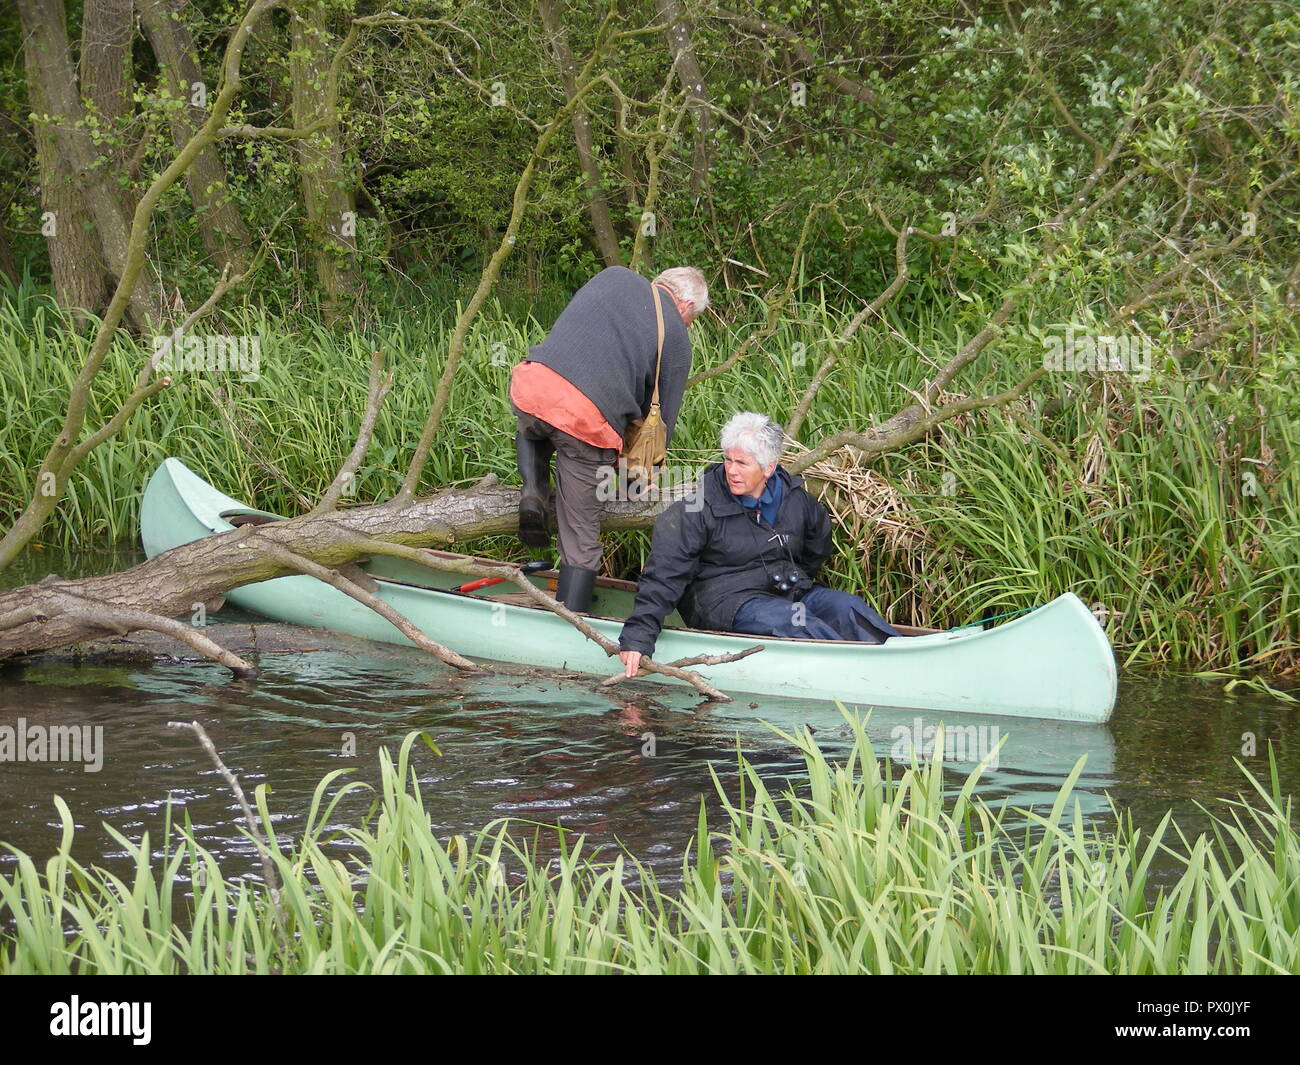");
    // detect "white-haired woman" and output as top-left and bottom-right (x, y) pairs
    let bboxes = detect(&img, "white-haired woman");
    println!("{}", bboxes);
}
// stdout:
(618, 412), (900, 676)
